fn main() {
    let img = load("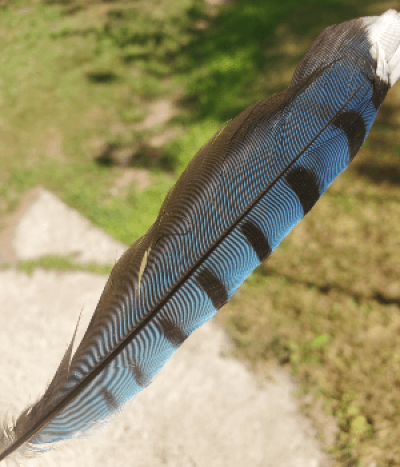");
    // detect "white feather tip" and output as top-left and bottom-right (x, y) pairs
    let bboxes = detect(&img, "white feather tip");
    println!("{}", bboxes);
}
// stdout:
(365, 9), (400, 86)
